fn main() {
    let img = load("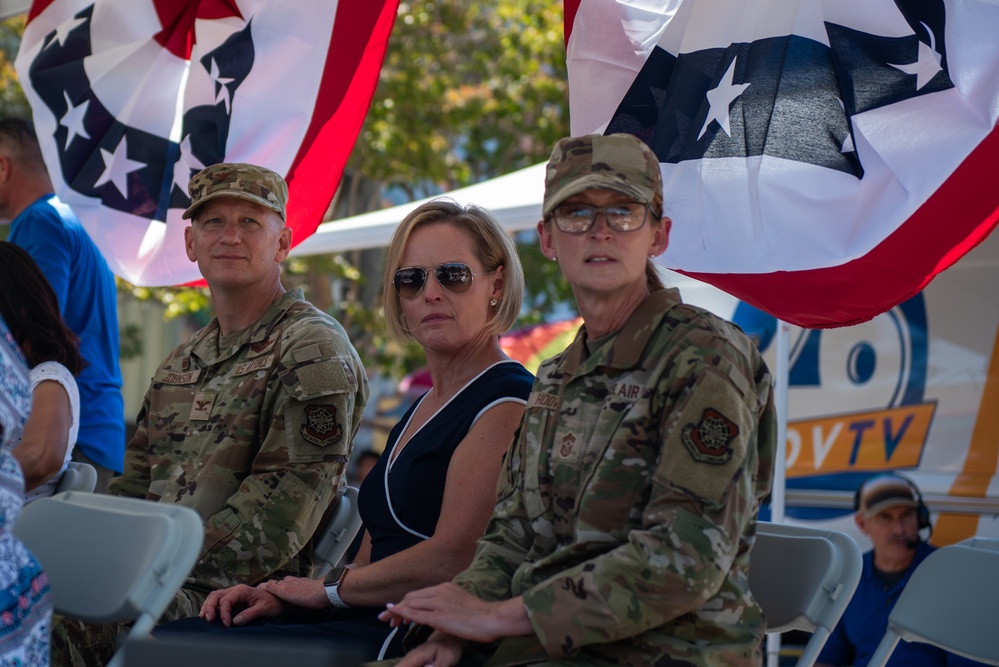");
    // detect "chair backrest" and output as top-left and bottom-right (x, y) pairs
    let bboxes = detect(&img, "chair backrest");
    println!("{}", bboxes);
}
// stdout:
(749, 521), (863, 667)
(866, 538), (999, 667)
(13, 491), (203, 666)
(54, 461), (98, 494)
(313, 485), (362, 579)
